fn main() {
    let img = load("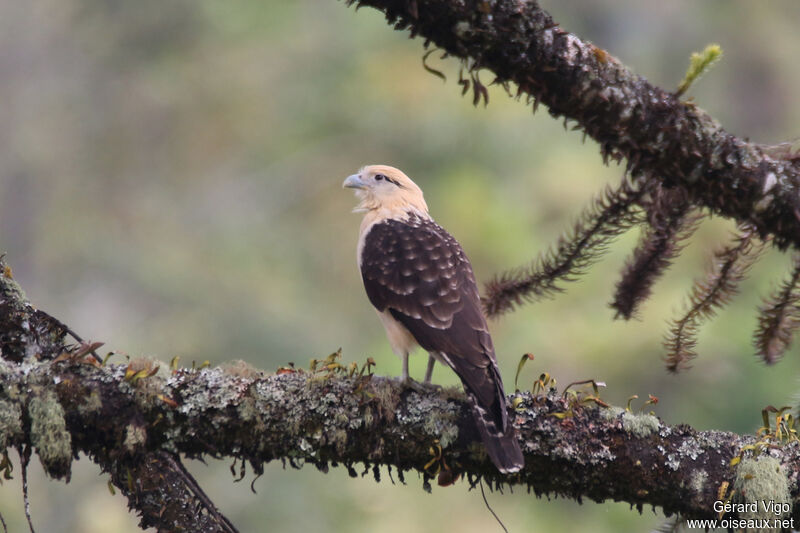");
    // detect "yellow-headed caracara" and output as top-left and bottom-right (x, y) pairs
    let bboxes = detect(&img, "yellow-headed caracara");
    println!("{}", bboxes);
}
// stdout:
(344, 165), (524, 474)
